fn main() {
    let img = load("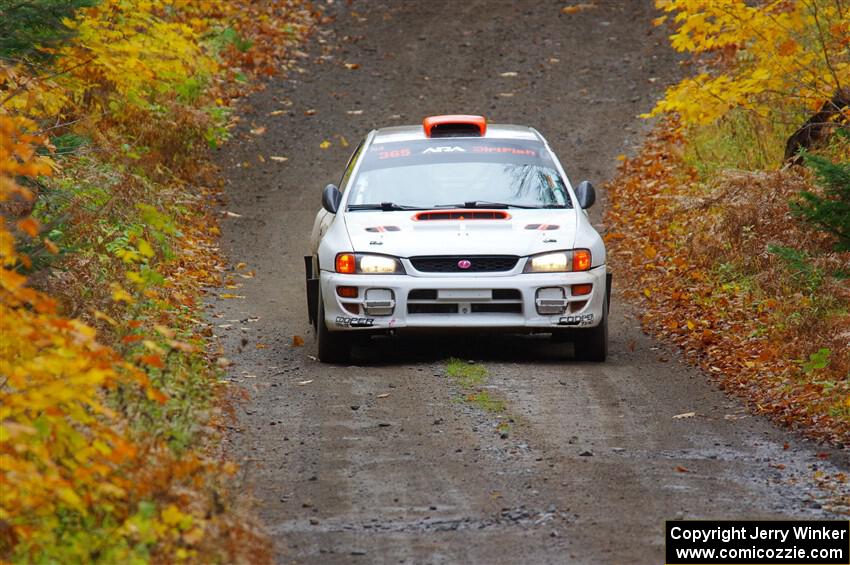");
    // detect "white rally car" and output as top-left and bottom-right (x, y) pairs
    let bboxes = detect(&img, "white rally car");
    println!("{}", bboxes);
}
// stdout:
(306, 115), (610, 363)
